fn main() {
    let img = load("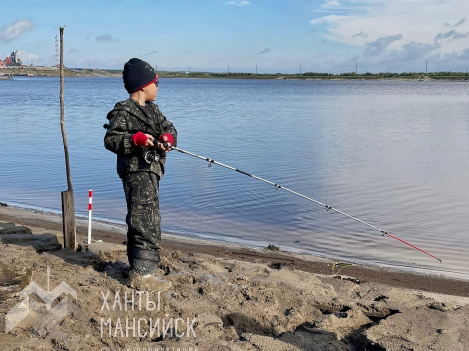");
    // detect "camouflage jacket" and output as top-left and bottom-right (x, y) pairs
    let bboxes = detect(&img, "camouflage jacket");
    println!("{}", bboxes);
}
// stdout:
(104, 98), (177, 179)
